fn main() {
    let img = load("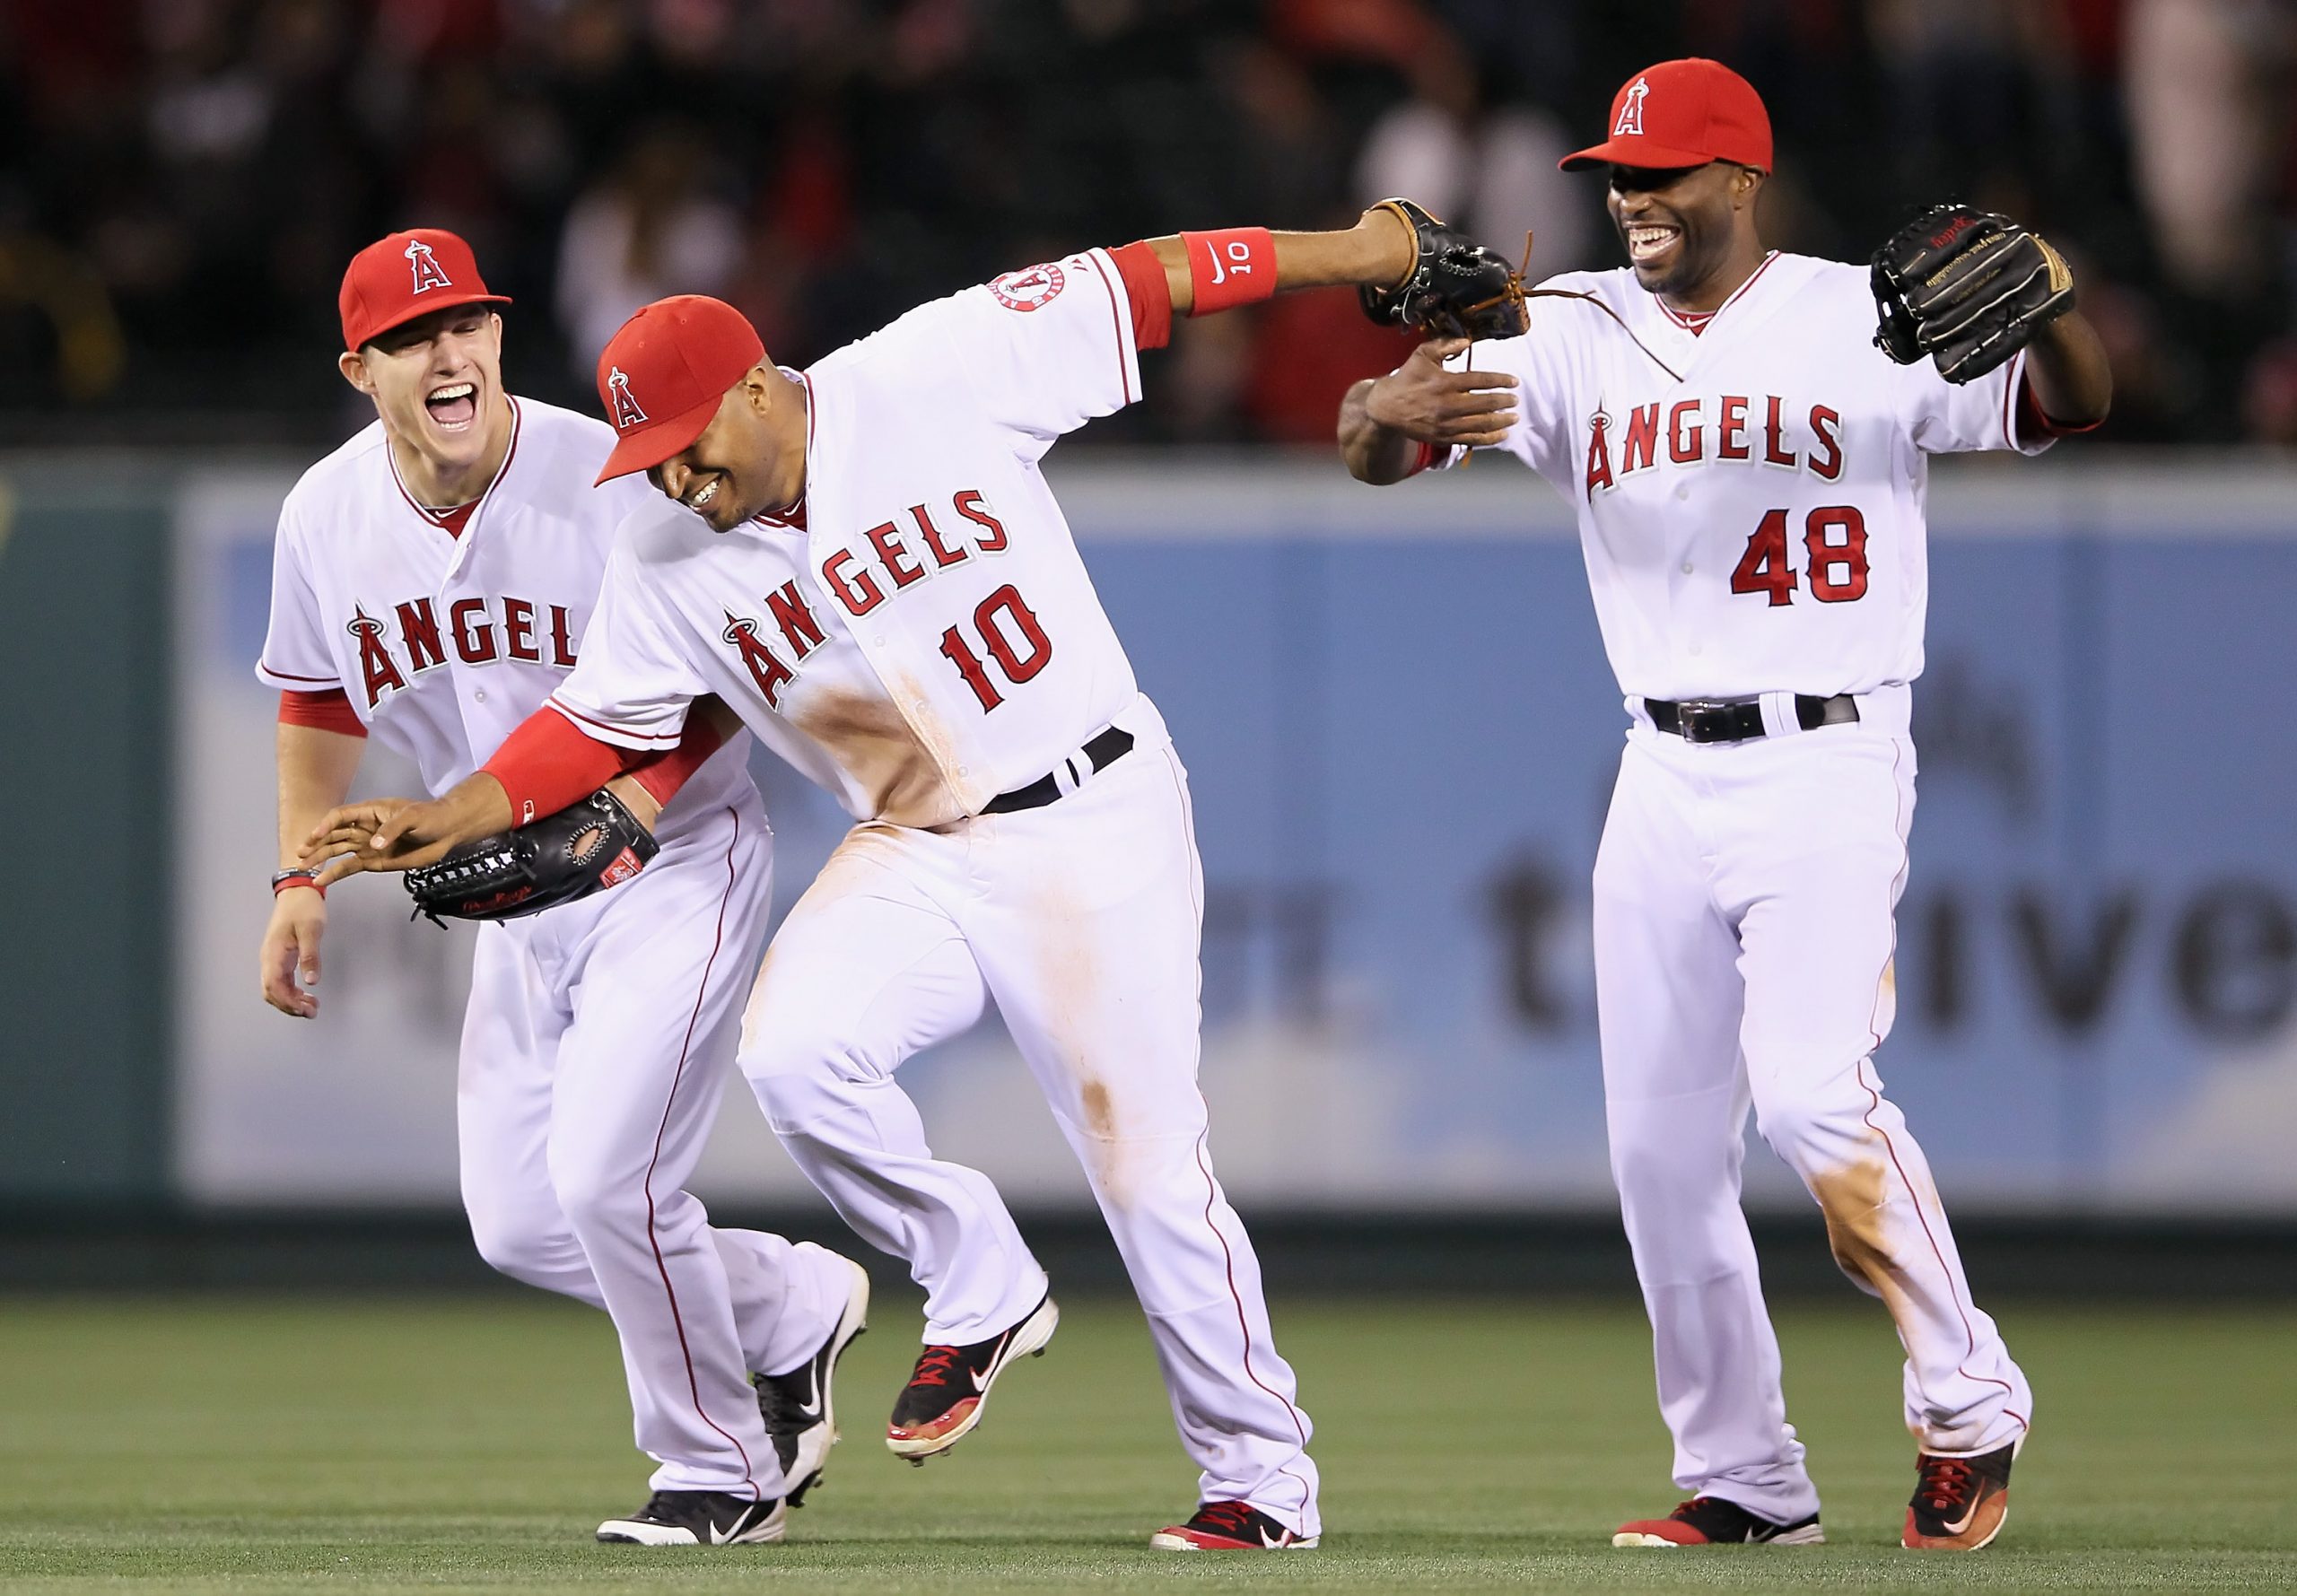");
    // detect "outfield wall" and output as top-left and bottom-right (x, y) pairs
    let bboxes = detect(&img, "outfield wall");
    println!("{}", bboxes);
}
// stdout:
(4, 451), (2293, 1217)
